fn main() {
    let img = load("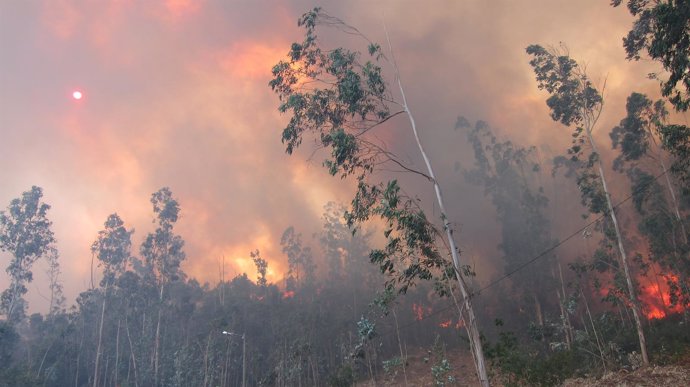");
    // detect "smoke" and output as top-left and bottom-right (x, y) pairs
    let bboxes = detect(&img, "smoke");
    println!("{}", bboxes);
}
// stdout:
(0, 0), (665, 313)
